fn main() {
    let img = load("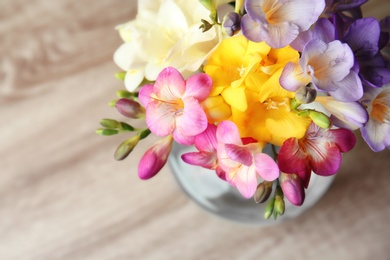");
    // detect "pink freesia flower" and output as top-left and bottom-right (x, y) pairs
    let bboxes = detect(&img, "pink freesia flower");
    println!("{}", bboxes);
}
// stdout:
(241, 0), (325, 48)
(280, 39), (363, 102)
(278, 123), (356, 188)
(181, 123), (227, 180)
(216, 121), (279, 199)
(139, 67), (212, 145)
(138, 135), (174, 180)
(360, 84), (390, 151)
